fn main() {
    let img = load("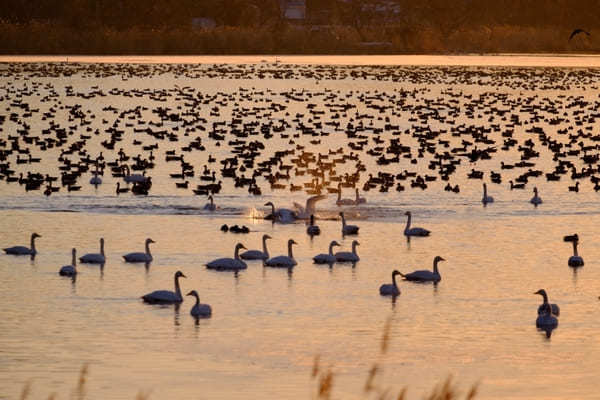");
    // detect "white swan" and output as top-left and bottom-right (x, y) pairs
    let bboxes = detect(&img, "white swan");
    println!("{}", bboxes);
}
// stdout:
(203, 195), (216, 211)
(122, 165), (148, 183)
(79, 238), (105, 264)
(240, 234), (271, 260)
(264, 201), (297, 223)
(123, 238), (155, 263)
(293, 194), (327, 219)
(379, 270), (401, 296)
(482, 183), (494, 204)
(400, 256), (444, 282)
(336, 184), (355, 206)
(404, 211), (430, 237)
(335, 240), (360, 262)
(142, 271), (186, 304)
(206, 243), (248, 270)
(59, 248), (77, 276)
(568, 239), (584, 267)
(530, 187), (542, 205)
(3, 232), (41, 255)
(340, 212), (359, 235)
(355, 188), (366, 205)
(265, 239), (298, 268)
(534, 289), (560, 316)
(187, 290), (212, 318)
(313, 240), (340, 264)
(307, 215), (320, 236)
